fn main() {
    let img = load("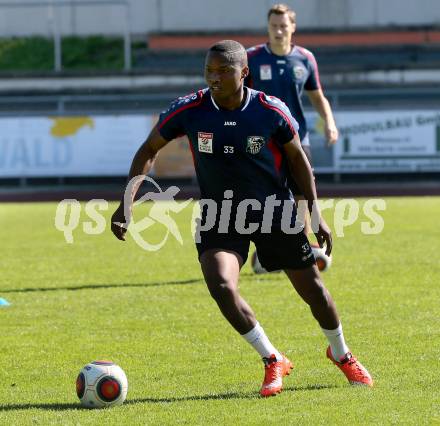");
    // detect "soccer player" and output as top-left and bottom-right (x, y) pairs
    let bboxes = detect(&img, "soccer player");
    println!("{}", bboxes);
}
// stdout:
(247, 3), (338, 157)
(246, 4), (338, 268)
(111, 40), (372, 396)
